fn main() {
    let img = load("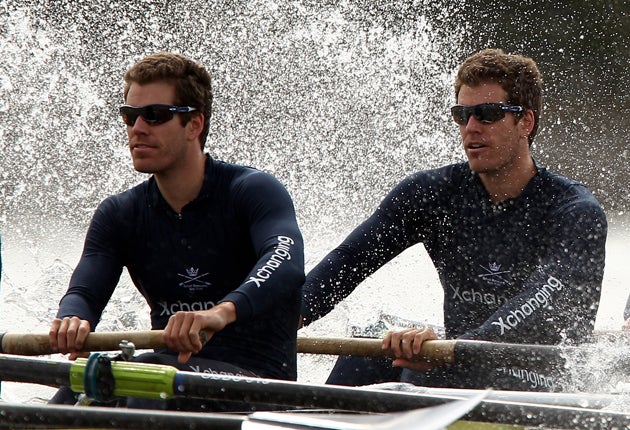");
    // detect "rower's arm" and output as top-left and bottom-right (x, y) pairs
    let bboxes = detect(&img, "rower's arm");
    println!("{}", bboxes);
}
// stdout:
(301, 173), (439, 325)
(219, 170), (305, 321)
(56, 197), (125, 329)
